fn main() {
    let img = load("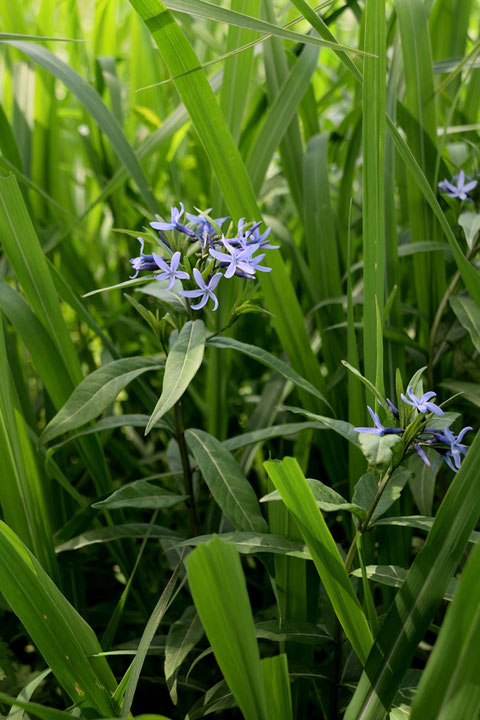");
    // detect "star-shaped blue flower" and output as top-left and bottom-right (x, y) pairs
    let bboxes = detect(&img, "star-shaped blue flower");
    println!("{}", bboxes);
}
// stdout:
(152, 251), (189, 291)
(129, 237), (160, 278)
(209, 238), (259, 279)
(432, 425), (472, 472)
(179, 268), (223, 311)
(438, 170), (477, 200)
(150, 203), (195, 237)
(354, 406), (404, 436)
(186, 211), (229, 237)
(401, 386), (444, 416)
